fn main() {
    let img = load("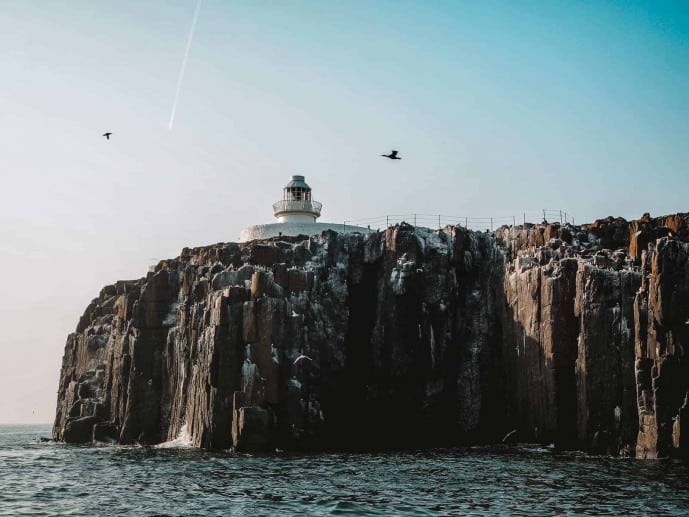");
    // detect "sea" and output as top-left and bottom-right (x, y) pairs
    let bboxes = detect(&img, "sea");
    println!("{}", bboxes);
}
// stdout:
(2, 424), (689, 516)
